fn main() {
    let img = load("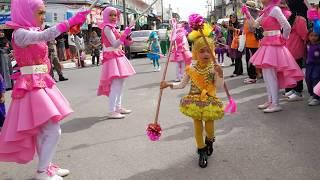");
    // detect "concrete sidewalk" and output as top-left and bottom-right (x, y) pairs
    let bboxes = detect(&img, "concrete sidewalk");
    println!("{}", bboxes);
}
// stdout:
(60, 59), (94, 69)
